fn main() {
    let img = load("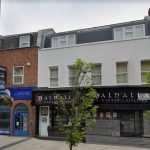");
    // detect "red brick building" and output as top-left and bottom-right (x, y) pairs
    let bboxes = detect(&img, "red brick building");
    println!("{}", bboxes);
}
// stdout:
(0, 33), (38, 136)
